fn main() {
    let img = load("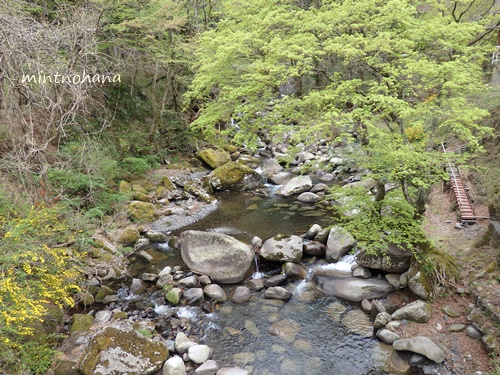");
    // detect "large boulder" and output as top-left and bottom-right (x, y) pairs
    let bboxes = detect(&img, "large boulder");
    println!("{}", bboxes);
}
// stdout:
(261, 159), (284, 177)
(393, 336), (446, 363)
(391, 300), (432, 323)
(276, 176), (312, 196)
(79, 326), (168, 375)
(355, 243), (412, 273)
(180, 231), (253, 283)
(197, 149), (231, 169)
(325, 226), (356, 262)
(260, 235), (303, 263)
(312, 269), (394, 302)
(207, 162), (261, 191)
